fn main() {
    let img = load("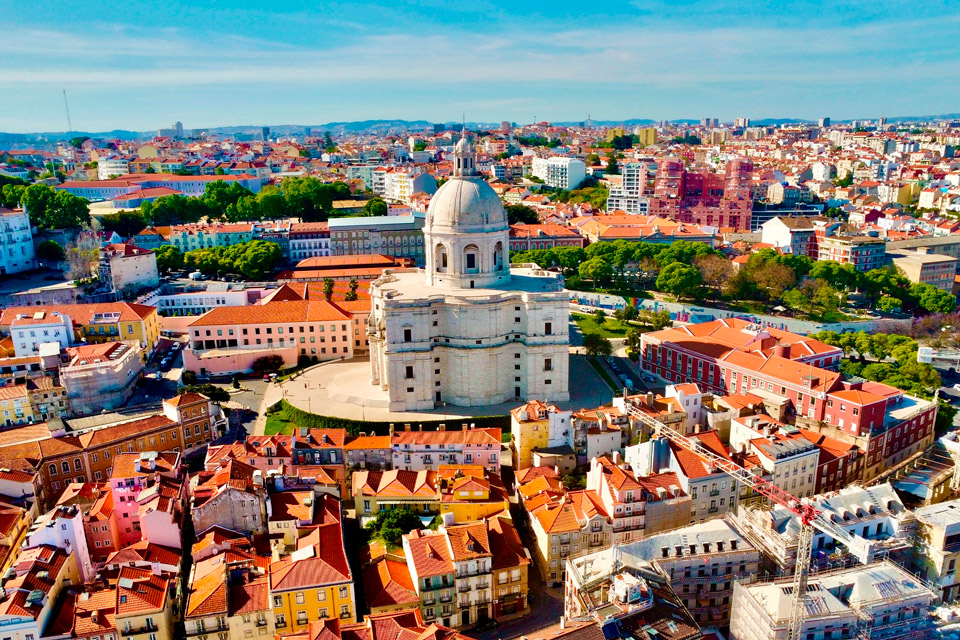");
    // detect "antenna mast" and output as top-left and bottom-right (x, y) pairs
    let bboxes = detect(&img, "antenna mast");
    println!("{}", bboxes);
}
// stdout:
(62, 89), (73, 132)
